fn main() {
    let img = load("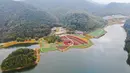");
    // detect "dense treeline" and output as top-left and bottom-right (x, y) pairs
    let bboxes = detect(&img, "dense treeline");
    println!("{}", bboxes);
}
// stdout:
(1, 48), (36, 71)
